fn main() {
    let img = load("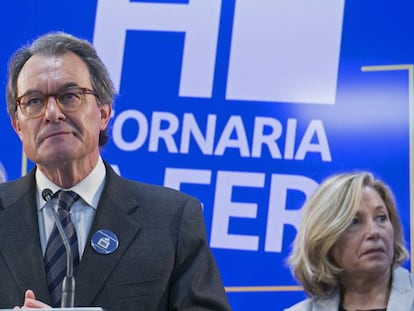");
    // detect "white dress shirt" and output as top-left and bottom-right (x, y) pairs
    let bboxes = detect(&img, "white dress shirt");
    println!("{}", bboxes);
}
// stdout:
(36, 157), (106, 258)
